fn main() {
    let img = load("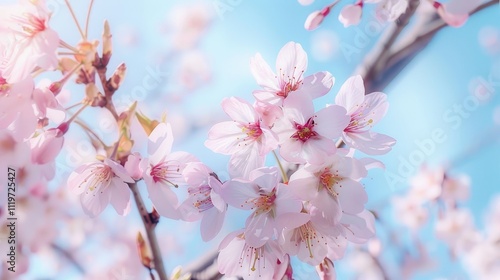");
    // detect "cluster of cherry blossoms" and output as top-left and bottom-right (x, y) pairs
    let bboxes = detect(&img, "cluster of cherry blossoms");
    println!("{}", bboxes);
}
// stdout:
(299, 0), (483, 30)
(204, 42), (395, 278)
(389, 167), (500, 279)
